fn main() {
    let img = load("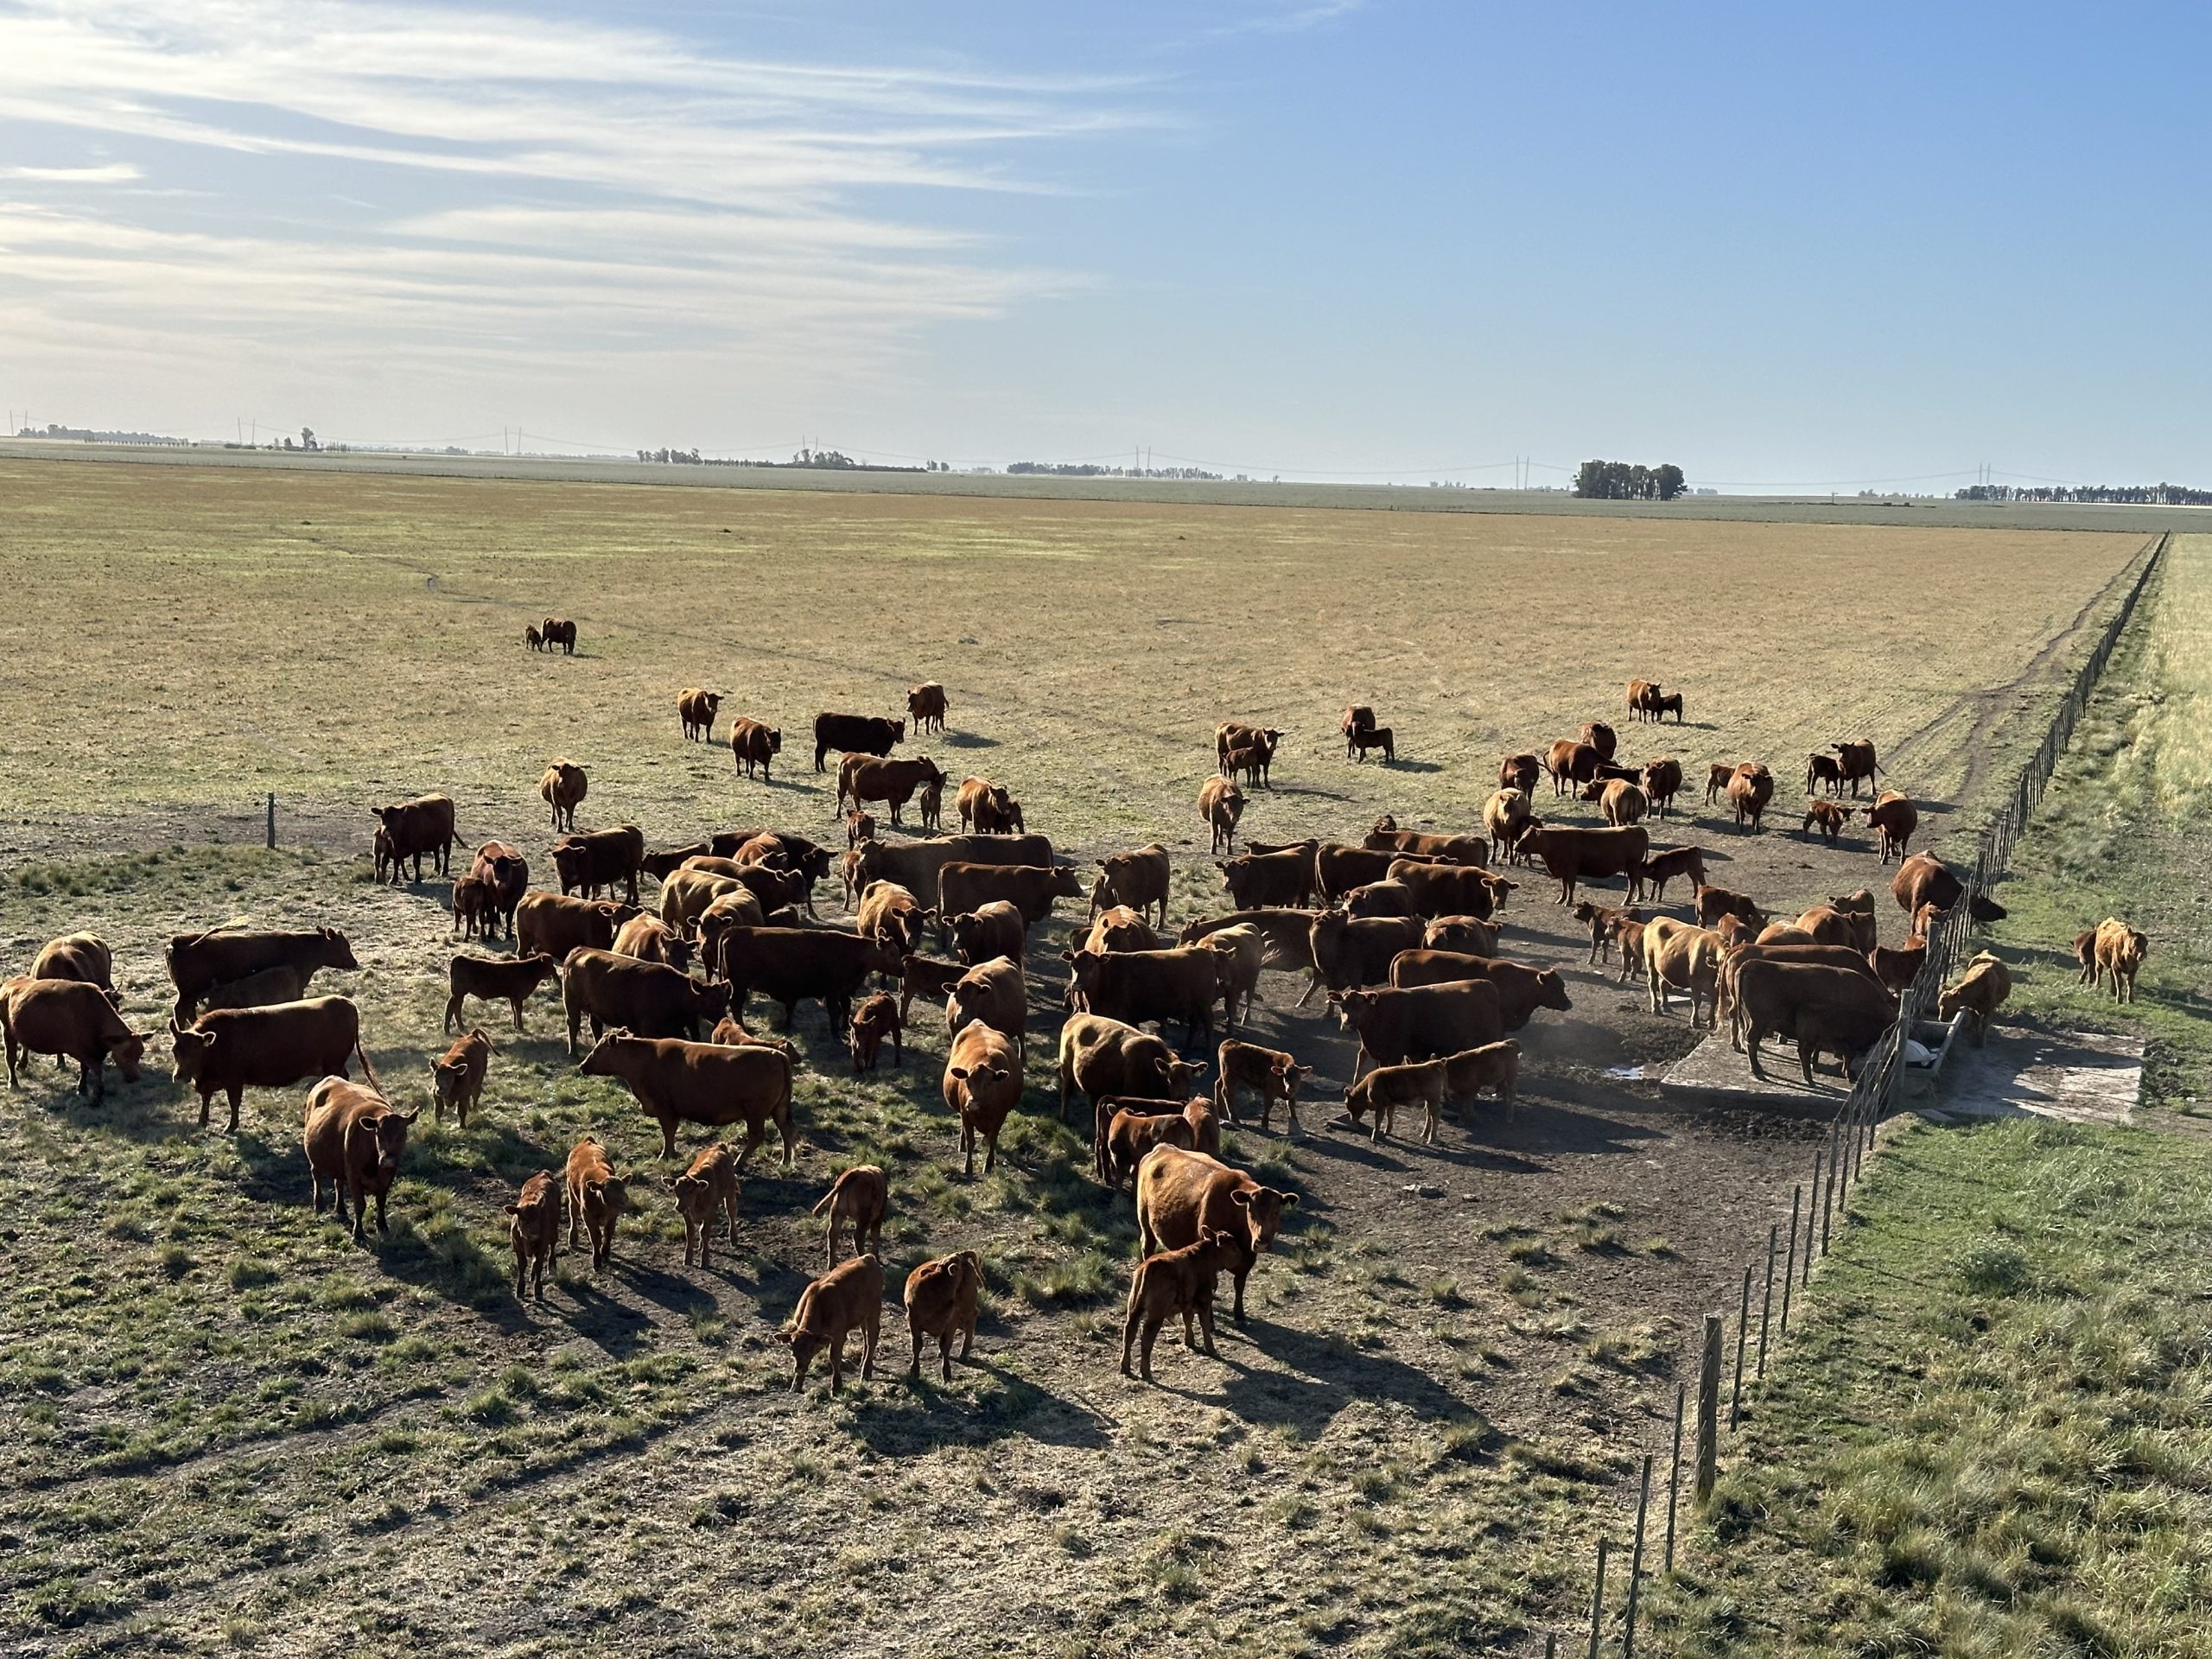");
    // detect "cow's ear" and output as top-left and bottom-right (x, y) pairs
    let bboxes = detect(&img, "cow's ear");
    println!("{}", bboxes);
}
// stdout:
(1230, 1190), (1253, 1210)
(949, 1066), (969, 1082)
(504, 1203), (519, 1215)
(776, 1330), (796, 1346)
(991, 1068), (1009, 1083)
(1058, 950), (1076, 963)
(1275, 1191), (1299, 1208)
